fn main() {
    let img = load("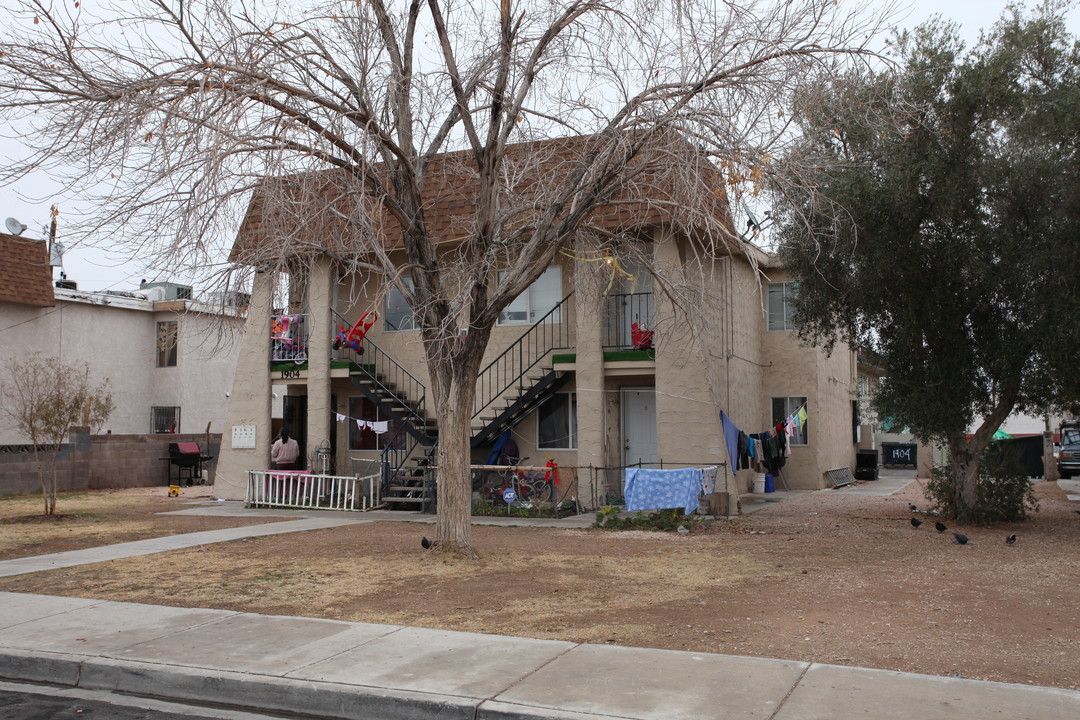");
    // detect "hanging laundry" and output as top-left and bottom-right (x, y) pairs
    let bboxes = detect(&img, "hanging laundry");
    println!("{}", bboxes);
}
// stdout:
(797, 406), (808, 426)
(701, 466), (718, 495)
(371, 420), (389, 434)
(624, 468), (703, 515)
(737, 431), (750, 470)
(719, 411), (740, 471)
(747, 436), (756, 459)
(335, 413), (346, 423)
